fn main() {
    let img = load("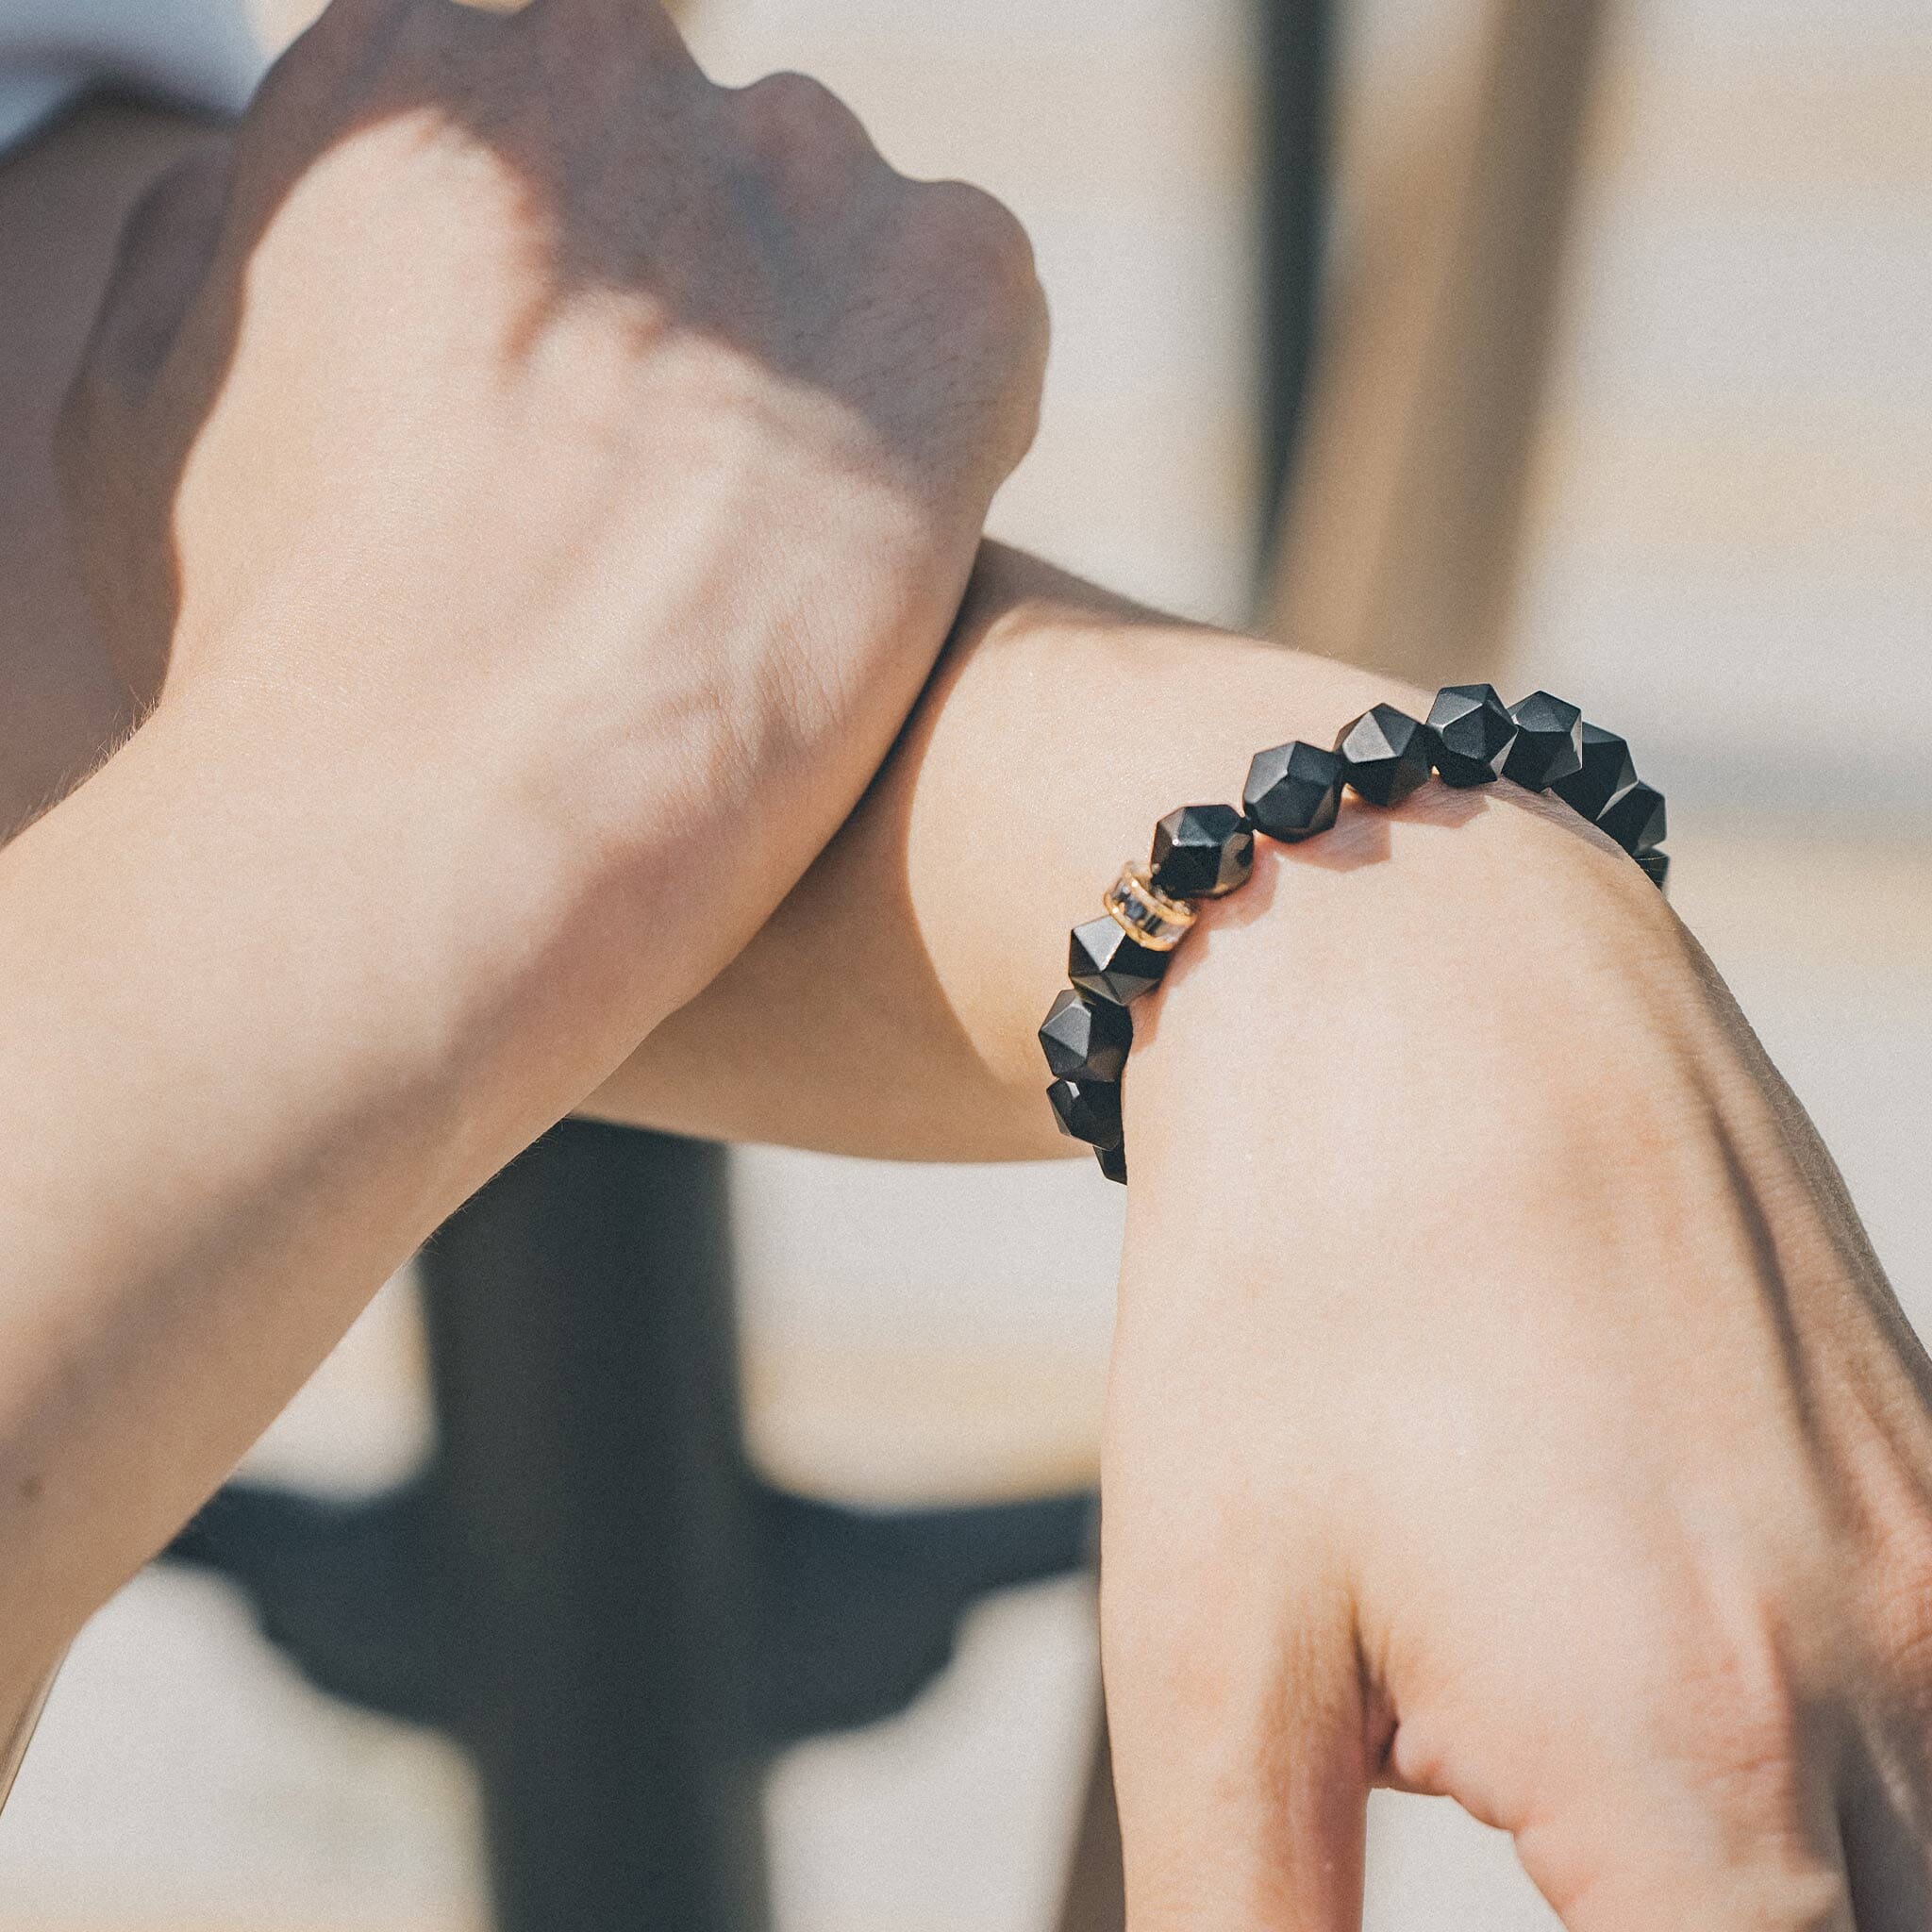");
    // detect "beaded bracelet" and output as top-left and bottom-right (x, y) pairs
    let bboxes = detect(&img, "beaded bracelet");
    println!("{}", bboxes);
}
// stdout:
(1039, 685), (1669, 1185)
